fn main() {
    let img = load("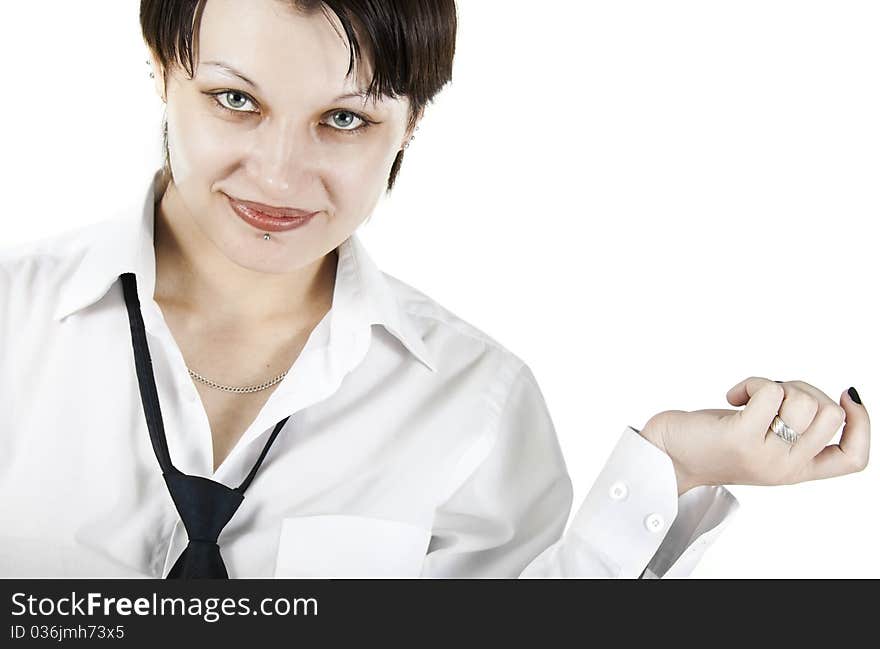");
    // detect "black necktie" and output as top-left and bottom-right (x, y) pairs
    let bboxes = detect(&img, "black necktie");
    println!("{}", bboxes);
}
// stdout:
(120, 272), (290, 579)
